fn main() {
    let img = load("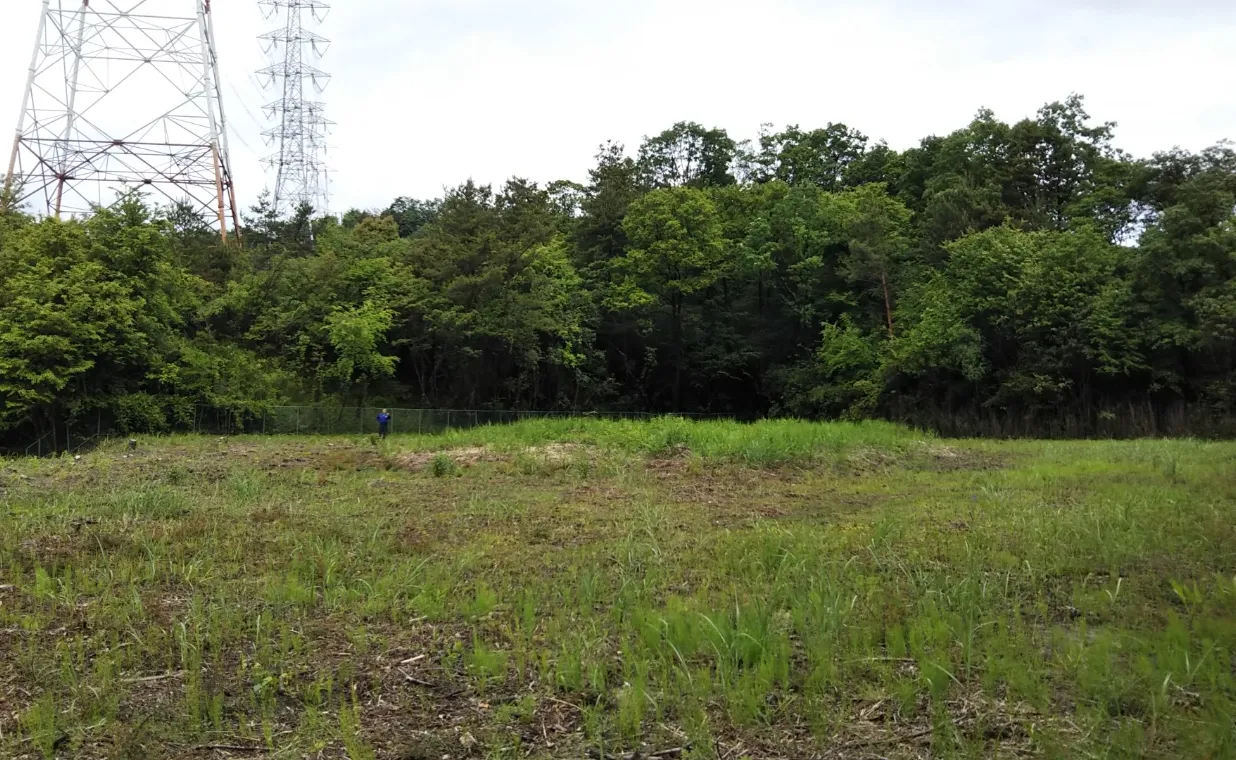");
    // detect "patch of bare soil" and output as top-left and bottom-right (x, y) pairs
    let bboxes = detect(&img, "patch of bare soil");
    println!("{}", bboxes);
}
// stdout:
(189, 441), (389, 474)
(393, 443), (598, 473)
(646, 464), (895, 530)
(397, 522), (437, 552)
(826, 691), (1045, 759)
(916, 444), (1007, 472)
(526, 442), (593, 462)
(250, 503), (291, 524)
(13, 529), (122, 569)
(843, 447), (903, 473)
(395, 447), (500, 472)
(843, 444), (1006, 474)
(645, 445), (693, 476)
